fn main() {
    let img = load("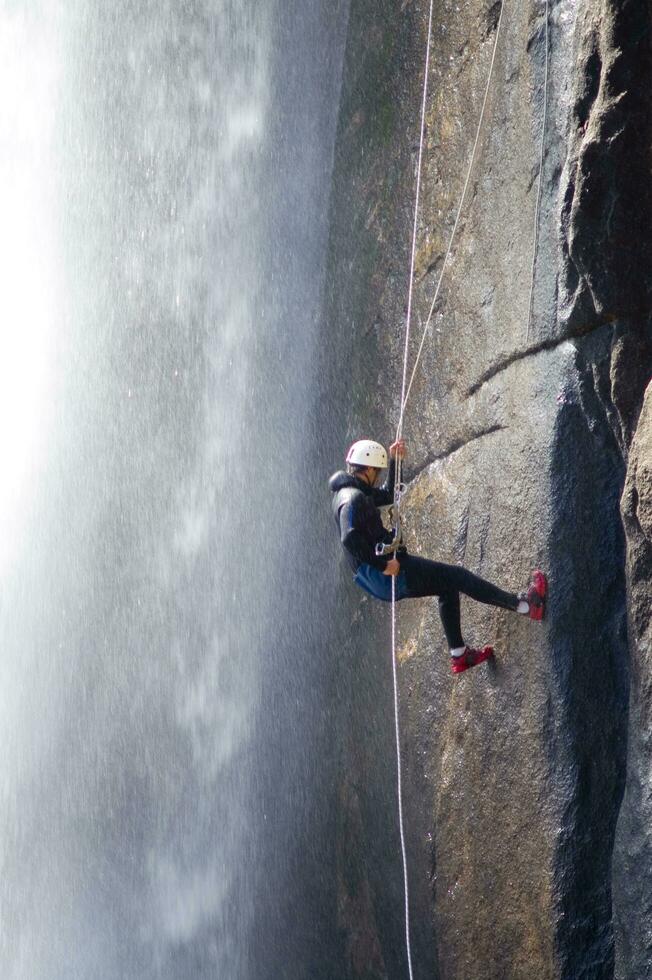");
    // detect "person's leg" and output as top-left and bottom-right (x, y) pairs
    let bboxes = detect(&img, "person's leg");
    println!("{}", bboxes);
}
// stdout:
(437, 589), (464, 649)
(398, 555), (546, 672)
(400, 554), (516, 670)
(396, 558), (466, 648)
(401, 554), (519, 611)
